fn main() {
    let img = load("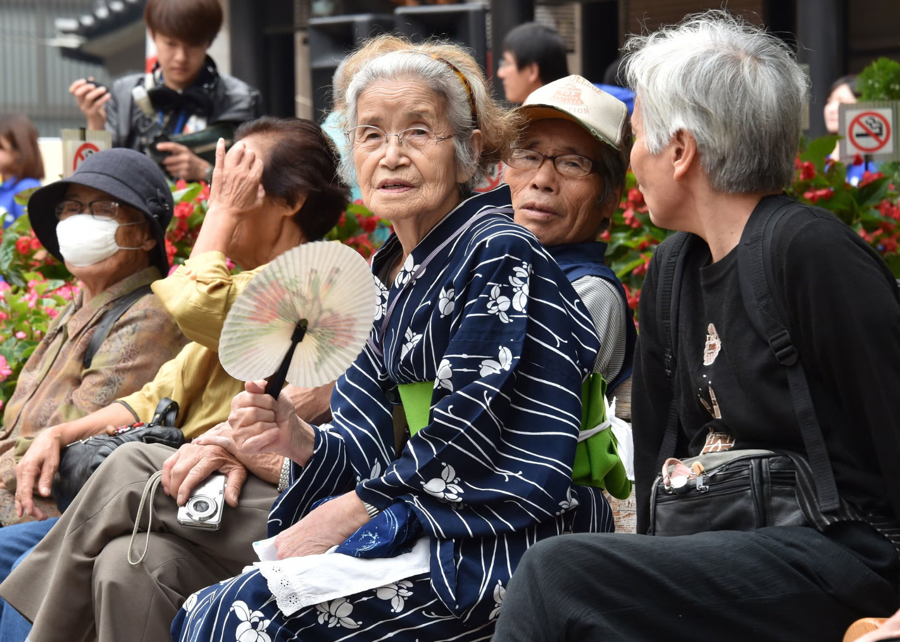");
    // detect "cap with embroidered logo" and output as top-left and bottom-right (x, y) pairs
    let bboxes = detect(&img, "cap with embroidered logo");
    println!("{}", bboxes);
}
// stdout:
(517, 75), (632, 166)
